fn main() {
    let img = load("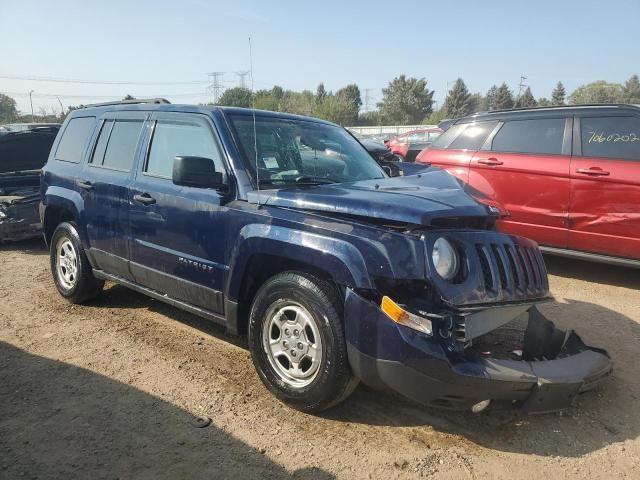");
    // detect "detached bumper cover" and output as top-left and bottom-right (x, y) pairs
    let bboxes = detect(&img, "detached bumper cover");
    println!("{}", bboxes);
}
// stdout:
(344, 289), (612, 413)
